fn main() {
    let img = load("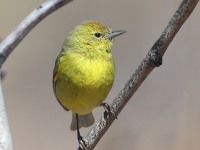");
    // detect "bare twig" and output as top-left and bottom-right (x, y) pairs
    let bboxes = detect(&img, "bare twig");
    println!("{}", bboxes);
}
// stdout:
(0, 0), (73, 149)
(0, 0), (73, 67)
(0, 80), (12, 150)
(83, 0), (199, 149)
